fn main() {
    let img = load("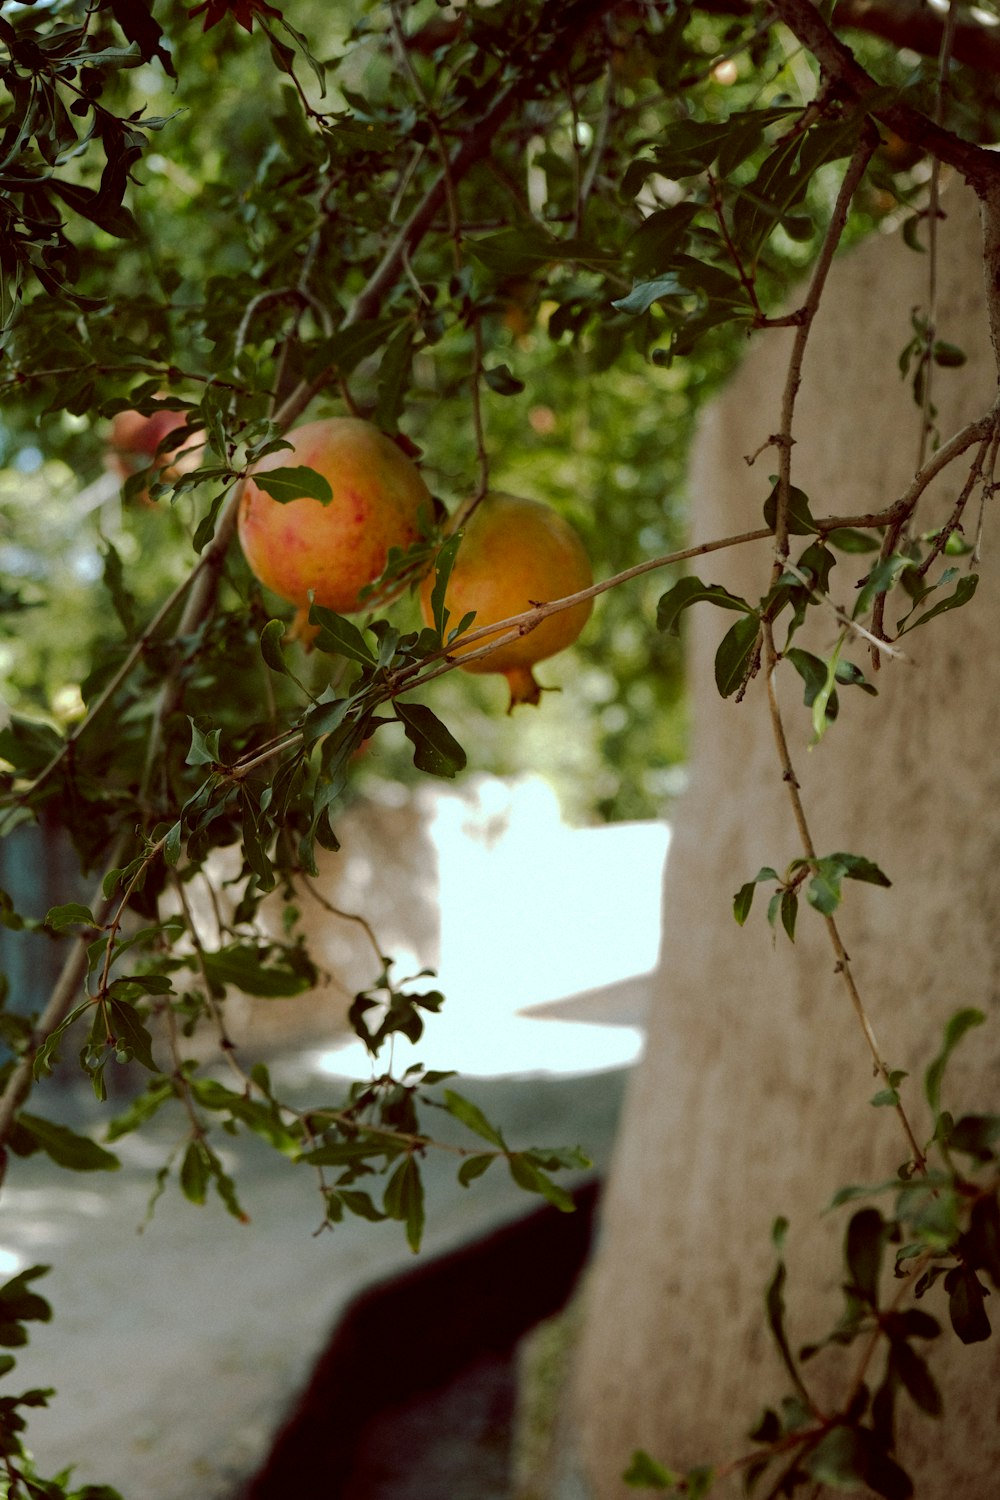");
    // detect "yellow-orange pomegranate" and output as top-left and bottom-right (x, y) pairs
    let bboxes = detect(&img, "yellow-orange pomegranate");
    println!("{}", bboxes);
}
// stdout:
(420, 492), (593, 709)
(238, 417), (431, 621)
